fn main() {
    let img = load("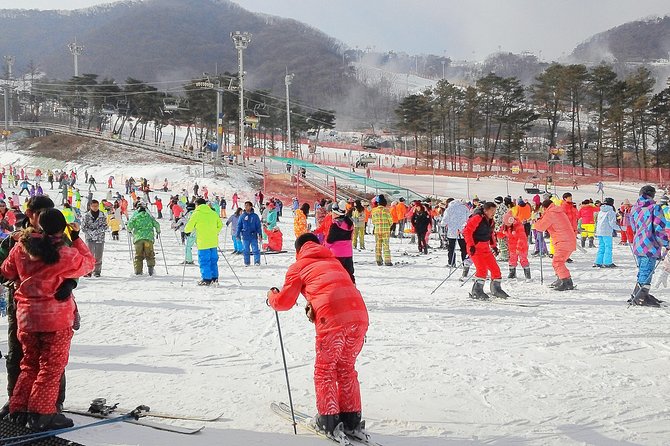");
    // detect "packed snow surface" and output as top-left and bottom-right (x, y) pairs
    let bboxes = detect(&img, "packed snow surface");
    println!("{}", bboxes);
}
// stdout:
(0, 143), (668, 446)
